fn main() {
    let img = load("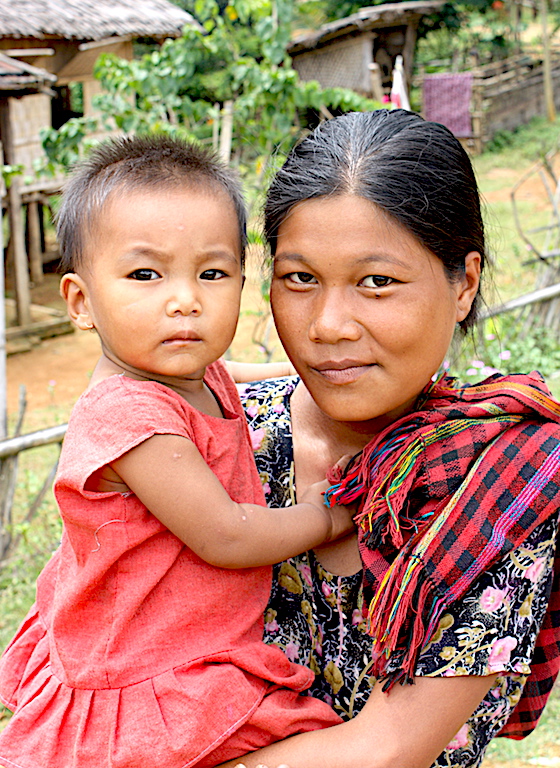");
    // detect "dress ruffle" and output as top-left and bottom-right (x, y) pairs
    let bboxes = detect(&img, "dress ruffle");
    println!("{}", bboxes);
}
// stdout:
(0, 605), (322, 768)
